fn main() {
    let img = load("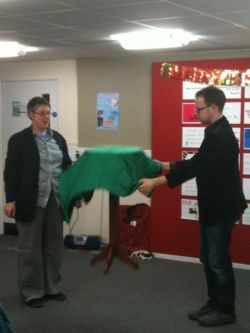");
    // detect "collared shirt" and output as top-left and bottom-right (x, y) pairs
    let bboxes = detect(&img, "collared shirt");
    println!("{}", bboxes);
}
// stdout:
(35, 129), (63, 208)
